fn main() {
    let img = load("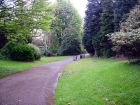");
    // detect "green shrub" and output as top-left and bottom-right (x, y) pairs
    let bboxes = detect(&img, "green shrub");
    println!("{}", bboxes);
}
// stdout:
(10, 44), (35, 61)
(28, 44), (41, 60)
(109, 29), (140, 61)
(0, 42), (41, 61)
(0, 42), (16, 59)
